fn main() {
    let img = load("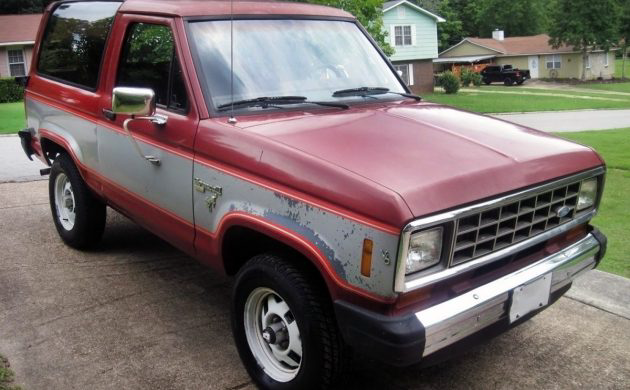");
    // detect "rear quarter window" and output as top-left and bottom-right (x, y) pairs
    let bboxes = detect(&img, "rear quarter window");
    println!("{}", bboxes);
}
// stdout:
(37, 1), (122, 90)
